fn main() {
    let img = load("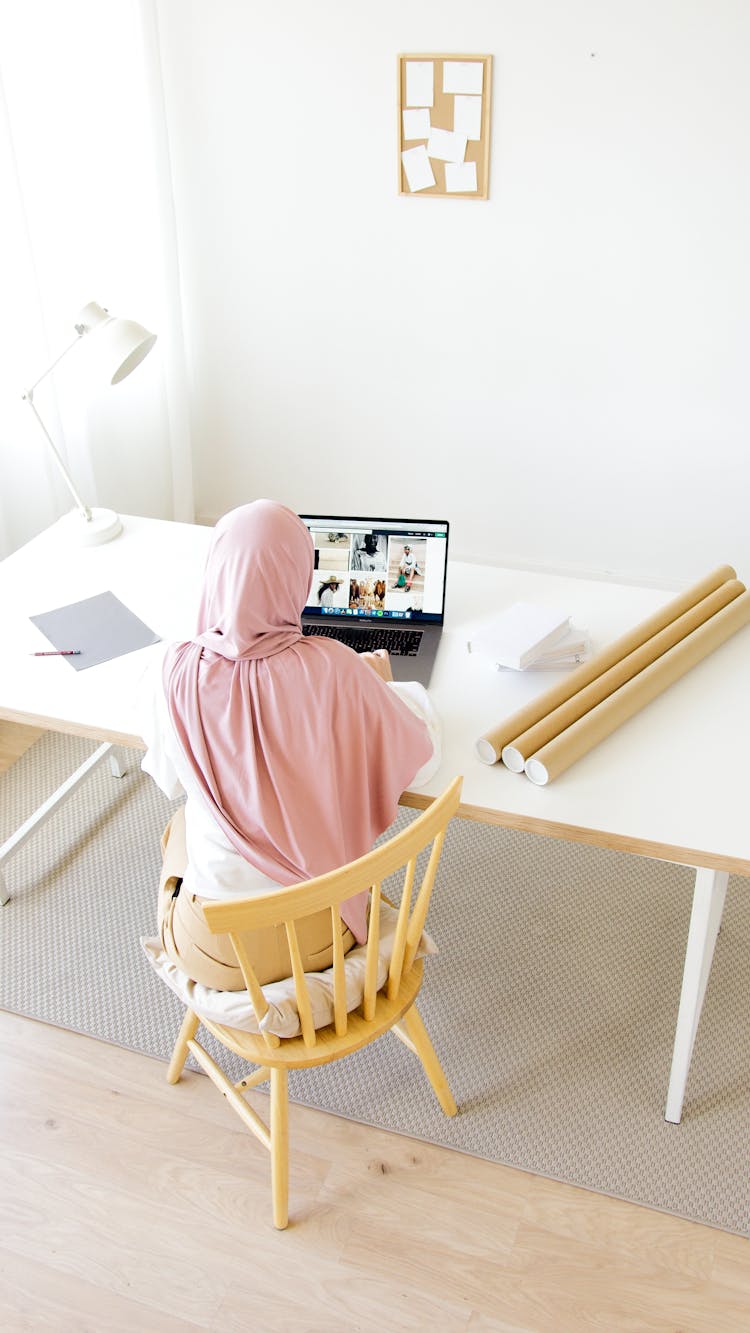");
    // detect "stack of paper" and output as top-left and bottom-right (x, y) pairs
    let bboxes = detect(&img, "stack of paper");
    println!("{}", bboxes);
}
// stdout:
(467, 603), (578, 671)
(516, 626), (591, 670)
